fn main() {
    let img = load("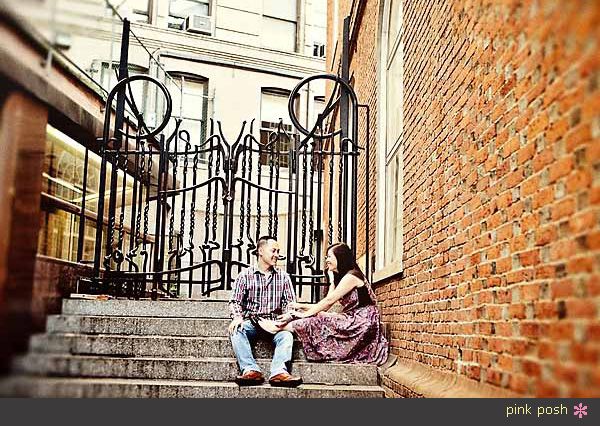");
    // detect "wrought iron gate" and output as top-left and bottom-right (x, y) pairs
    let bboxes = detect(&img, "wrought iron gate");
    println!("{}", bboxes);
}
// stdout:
(80, 70), (368, 299)
(77, 21), (369, 301)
